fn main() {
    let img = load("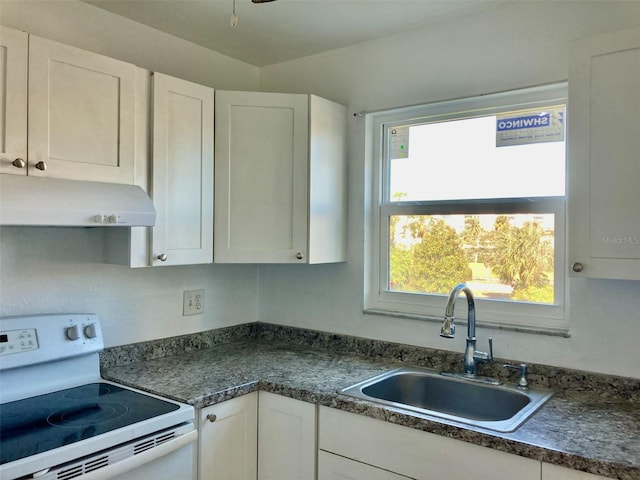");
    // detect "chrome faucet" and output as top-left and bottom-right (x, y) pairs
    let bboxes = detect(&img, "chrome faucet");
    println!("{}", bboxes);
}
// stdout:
(440, 283), (493, 378)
